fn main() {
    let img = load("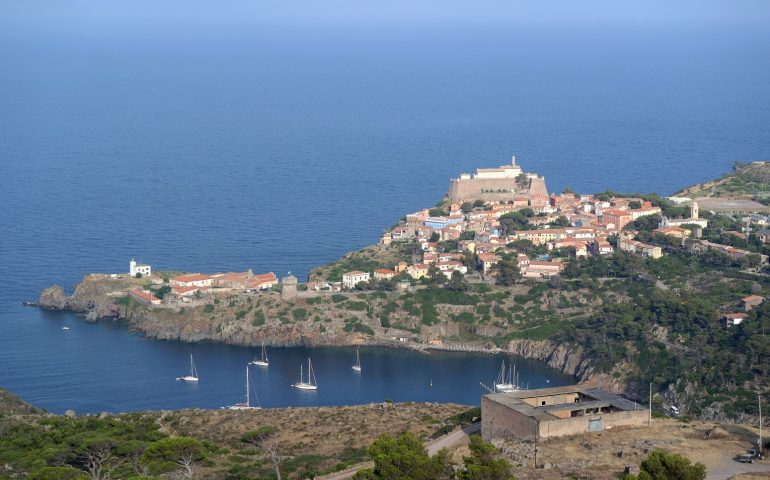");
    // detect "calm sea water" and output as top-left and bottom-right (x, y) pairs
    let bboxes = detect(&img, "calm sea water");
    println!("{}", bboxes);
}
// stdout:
(1, 24), (769, 413)
(2, 308), (572, 413)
